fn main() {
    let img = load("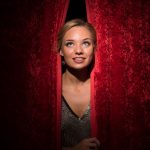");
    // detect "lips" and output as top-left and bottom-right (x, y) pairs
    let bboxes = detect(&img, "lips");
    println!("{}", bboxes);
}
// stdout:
(73, 57), (85, 63)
